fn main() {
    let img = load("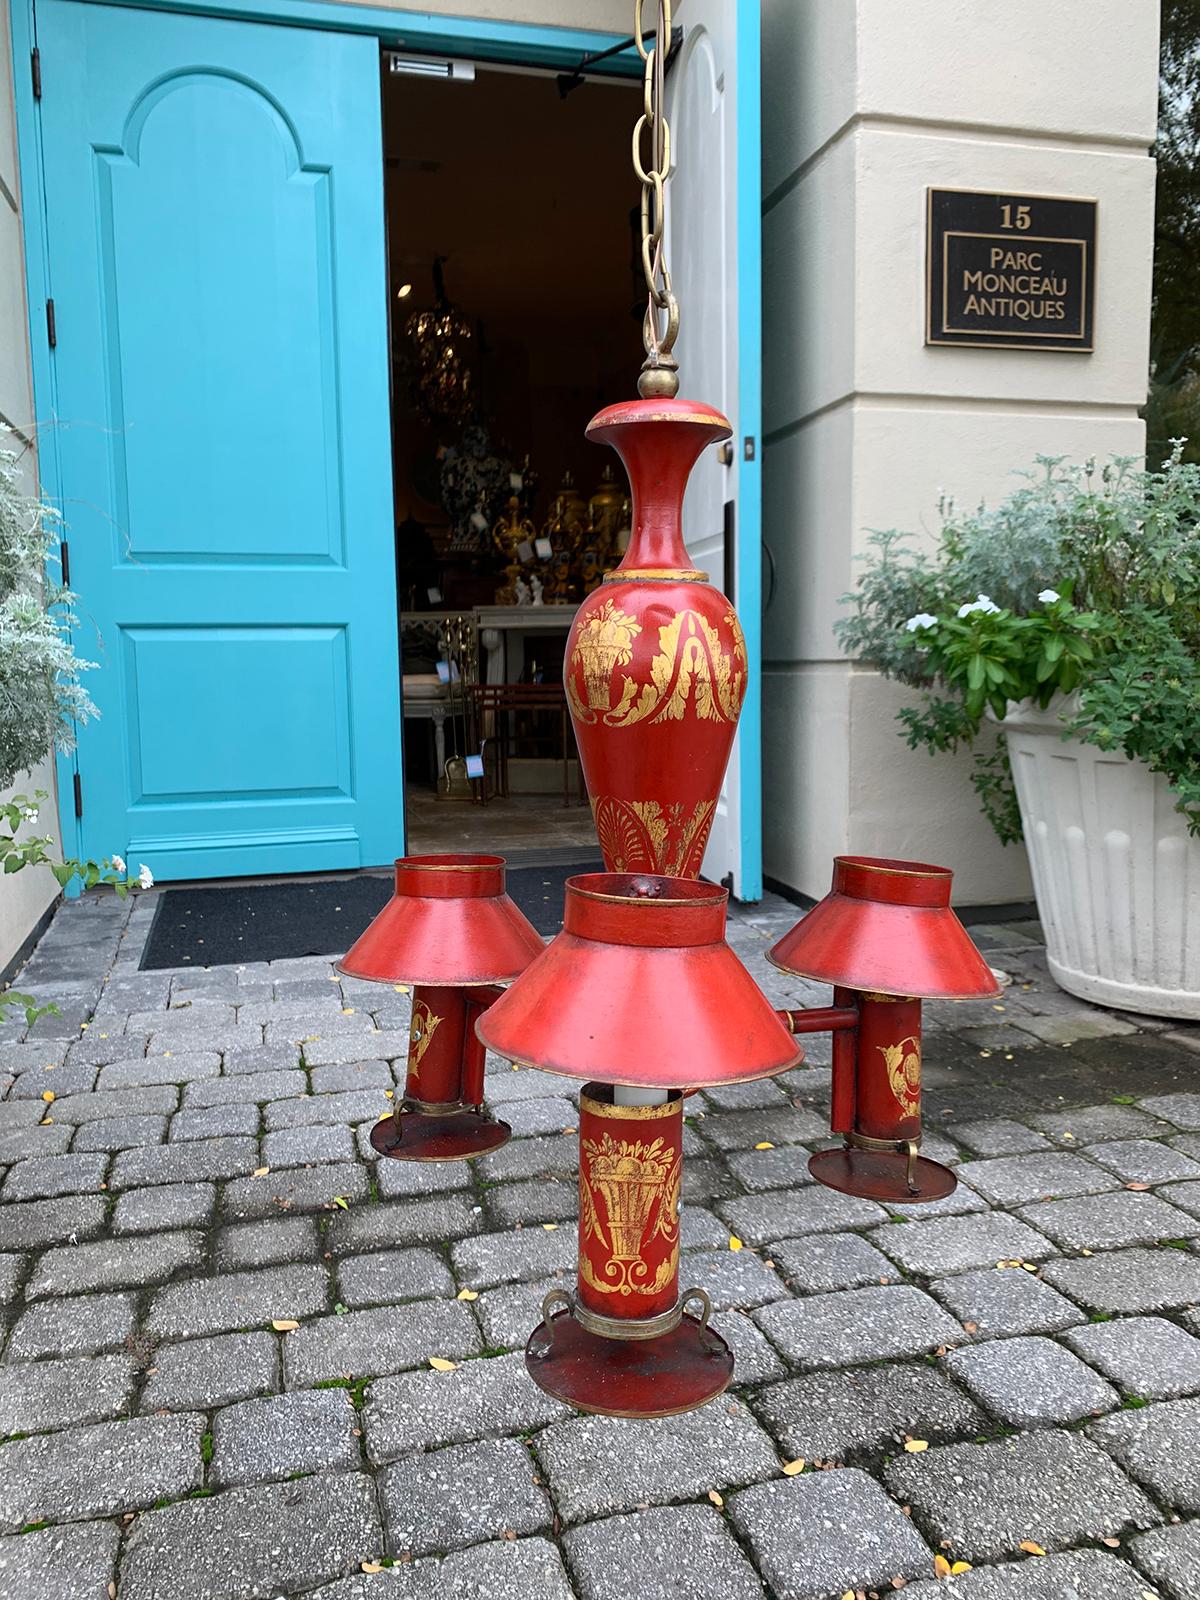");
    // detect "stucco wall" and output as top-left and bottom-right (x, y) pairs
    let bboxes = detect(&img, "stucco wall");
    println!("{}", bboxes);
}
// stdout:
(760, 0), (1160, 904)
(0, 0), (61, 974)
